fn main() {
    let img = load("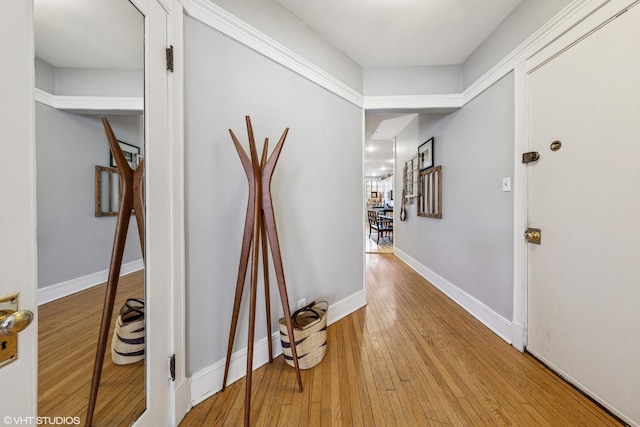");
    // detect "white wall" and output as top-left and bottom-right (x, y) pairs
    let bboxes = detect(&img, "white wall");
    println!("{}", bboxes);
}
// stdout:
(363, 65), (462, 96)
(394, 73), (515, 320)
(183, 16), (364, 376)
(55, 67), (143, 97)
(34, 56), (143, 97)
(36, 103), (143, 289)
